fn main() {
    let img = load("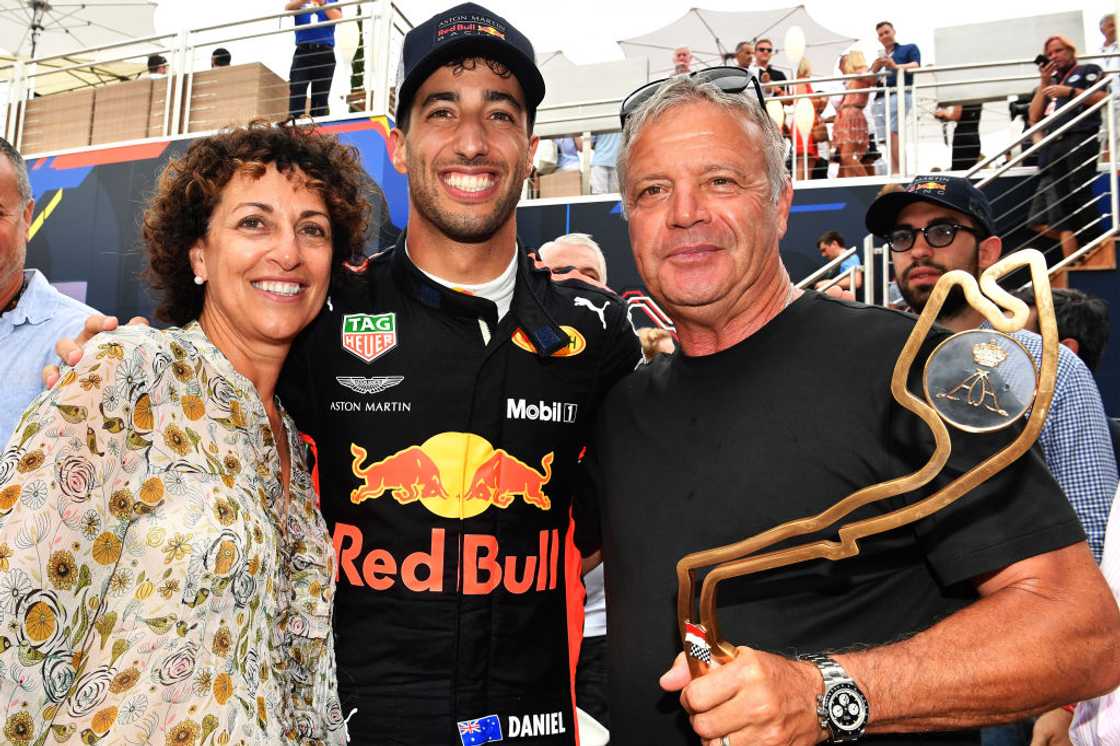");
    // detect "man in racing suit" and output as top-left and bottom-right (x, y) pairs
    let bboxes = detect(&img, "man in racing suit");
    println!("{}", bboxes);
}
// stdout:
(279, 4), (640, 744)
